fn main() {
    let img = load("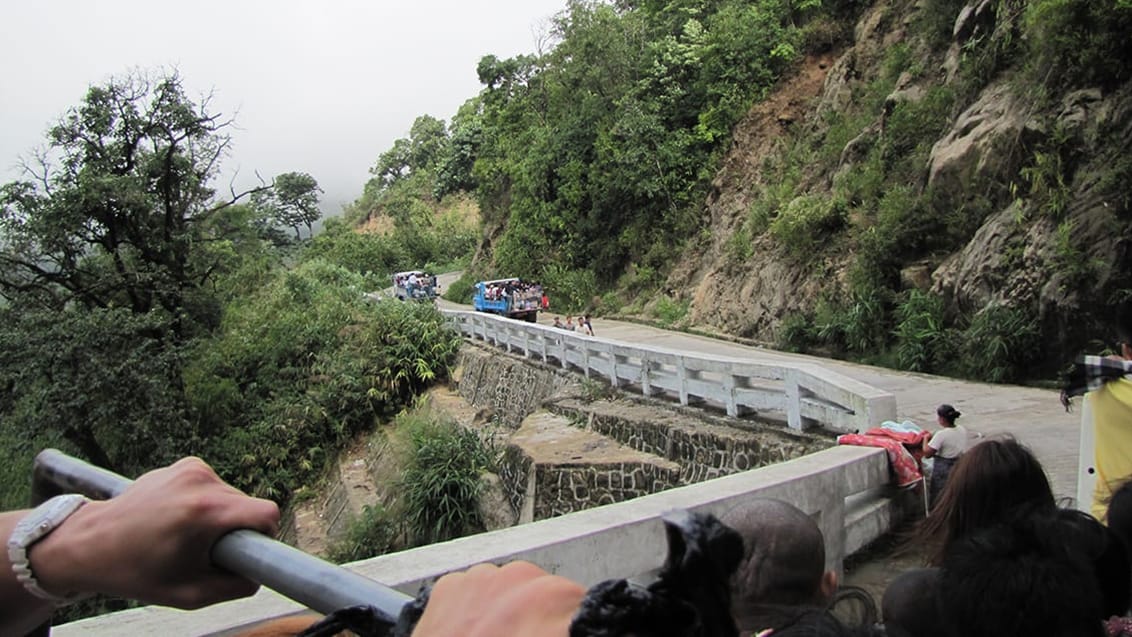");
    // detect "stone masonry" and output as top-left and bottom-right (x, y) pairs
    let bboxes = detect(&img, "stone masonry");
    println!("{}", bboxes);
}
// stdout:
(454, 343), (832, 522)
